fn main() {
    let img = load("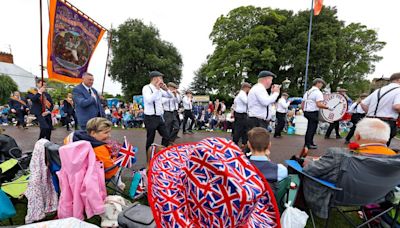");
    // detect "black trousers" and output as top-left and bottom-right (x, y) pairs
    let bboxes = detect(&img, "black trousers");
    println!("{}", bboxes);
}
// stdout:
(182, 110), (195, 132)
(274, 112), (287, 137)
(325, 121), (340, 138)
(381, 118), (397, 146)
(164, 111), (180, 142)
(304, 111), (319, 147)
(15, 110), (26, 127)
(248, 117), (270, 131)
(144, 115), (169, 154)
(233, 112), (248, 146)
(345, 114), (365, 142)
(37, 114), (52, 140)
